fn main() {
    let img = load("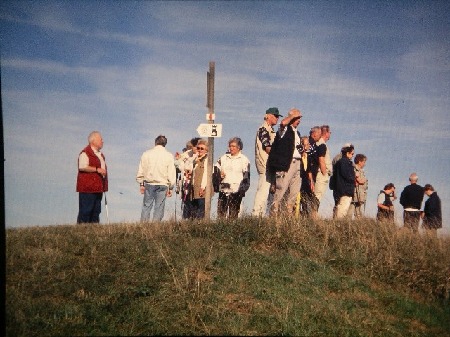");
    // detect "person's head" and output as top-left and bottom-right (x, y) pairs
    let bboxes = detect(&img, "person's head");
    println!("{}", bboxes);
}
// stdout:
(384, 183), (396, 195)
(228, 137), (243, 156)
(88, 131), (103, 150)
(188, 137), (200, 154)
(288, 108), (302, 127)
(301, 136), (310, 152)
(309, 126), (321, 142)
(409, 173), (419, 184)
(185, 140), (193, 151)
(264, 107), (282, 126)
(424, 184), (435, 196)
(321, 125), (331, 141)
(341, 144), (355, 159)
(354, 154), (367, 168)
(155, 135), (167, 147)
(196, 139), (208, 156)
